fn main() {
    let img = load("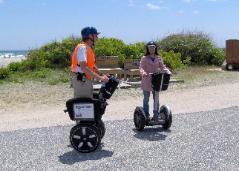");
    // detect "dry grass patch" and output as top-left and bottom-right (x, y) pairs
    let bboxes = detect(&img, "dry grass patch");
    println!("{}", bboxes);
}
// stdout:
(1, 66), (239, 112)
